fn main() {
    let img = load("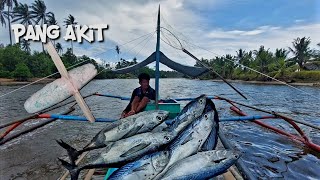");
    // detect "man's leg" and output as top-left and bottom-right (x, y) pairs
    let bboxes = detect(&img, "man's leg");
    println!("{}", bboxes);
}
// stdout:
(136, 97), (150, 113)
(131, 96), (140, 112)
